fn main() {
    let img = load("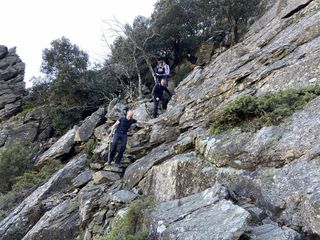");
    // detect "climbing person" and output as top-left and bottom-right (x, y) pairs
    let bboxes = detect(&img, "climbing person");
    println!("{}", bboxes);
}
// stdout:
(154, 60), (166, 84)
(186, 51), (205, 68)
(187, 52), (197, 65)
(106, 111), (152, 167)
(163, 59), (170, 83)
(152, 78), (172, 118)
